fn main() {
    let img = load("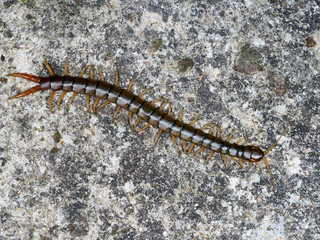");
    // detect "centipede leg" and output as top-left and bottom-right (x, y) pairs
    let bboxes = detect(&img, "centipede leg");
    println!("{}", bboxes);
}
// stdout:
(130, 87), (153, 130)
(127, 74), (136, 91)
(203, 124), (221, 162)
(67, 65), (91, 111)
(68, 93), (77, 111)
(205, 150), (215, 163)
(171, 136), (180, 154)
(56, 59), (69, 110)
(193, 123), (215, 157)
(48, 90), (56, 113)
(57, 91), (67, 110)
(93, 67), (105, 114)
(97, 67), (120, 114)
(96, 100), (110, 113)
(225, 129), (243, 167)
(113, 74), (137, 122)
(230, 156), (242, 168)
(137, 98), (166, 133)
(154, 101), (172, 146)
(187, 114), (201, 156)
(44, 59), (55, 76)
(236, 137), (248, 145)
(226, 129), (235, 141)
(220, 153), (228, 167)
